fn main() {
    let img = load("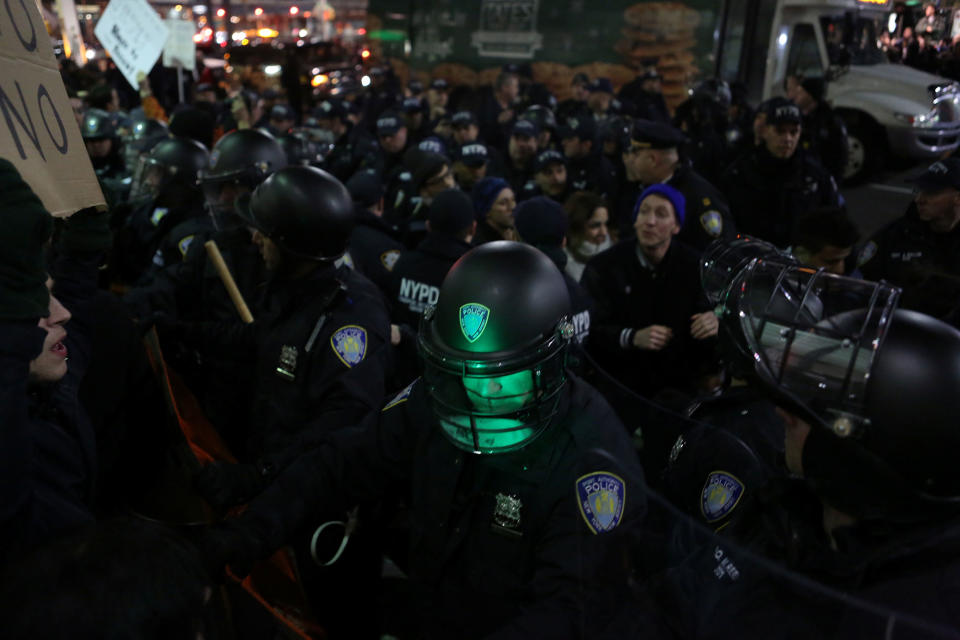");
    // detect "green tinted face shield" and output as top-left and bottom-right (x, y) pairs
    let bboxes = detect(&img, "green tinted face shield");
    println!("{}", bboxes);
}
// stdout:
(419, 308), (573, 455)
